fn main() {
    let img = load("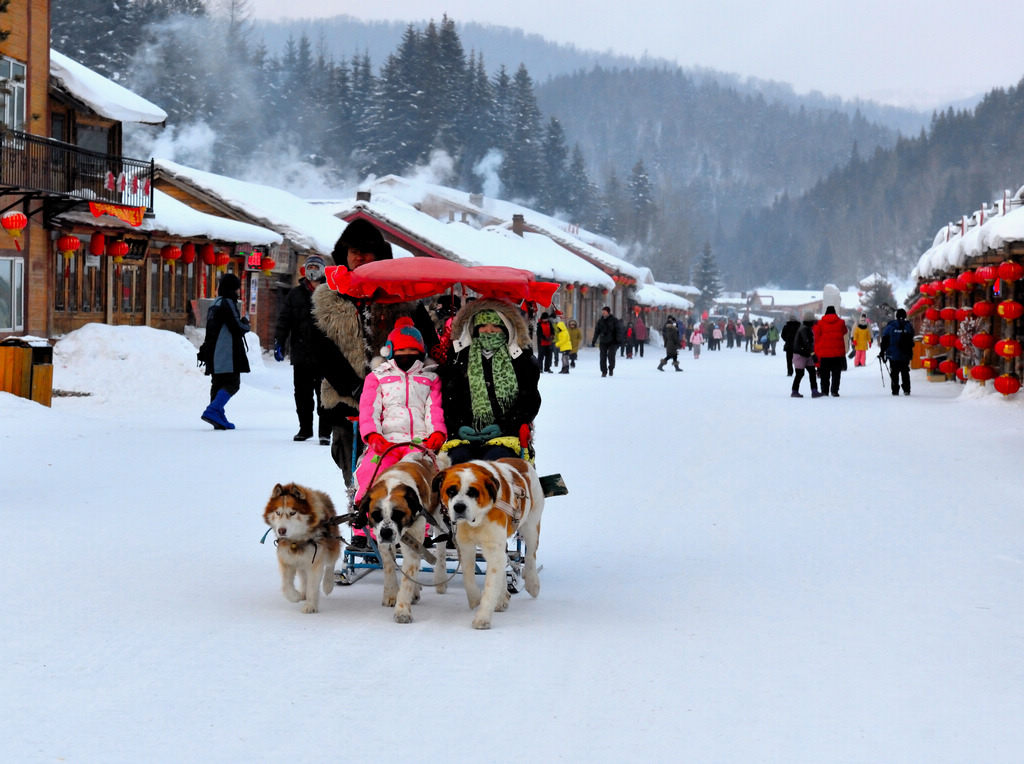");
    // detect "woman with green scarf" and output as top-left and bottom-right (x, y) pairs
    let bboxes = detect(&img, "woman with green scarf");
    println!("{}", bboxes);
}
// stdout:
(439, 298), (542, 464)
